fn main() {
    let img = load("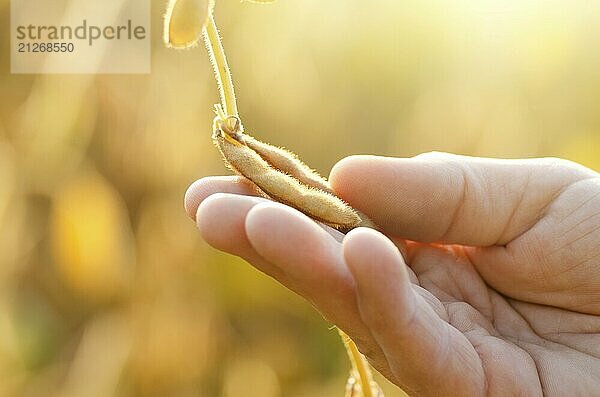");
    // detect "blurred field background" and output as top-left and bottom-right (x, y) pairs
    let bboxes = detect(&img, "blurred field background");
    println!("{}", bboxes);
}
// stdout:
(1, 0), (600, 396)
